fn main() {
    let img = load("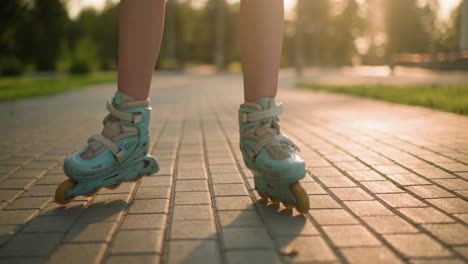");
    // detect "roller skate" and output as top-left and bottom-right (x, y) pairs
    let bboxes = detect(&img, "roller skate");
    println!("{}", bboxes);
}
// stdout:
(55, 91), (159, 205)
(239, 97), (309, 214)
